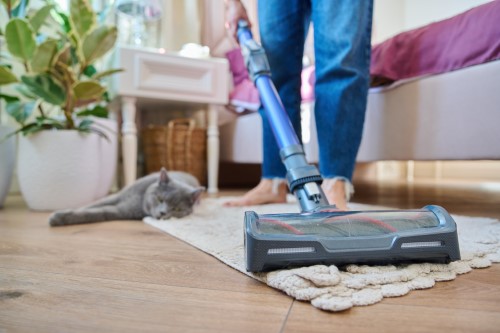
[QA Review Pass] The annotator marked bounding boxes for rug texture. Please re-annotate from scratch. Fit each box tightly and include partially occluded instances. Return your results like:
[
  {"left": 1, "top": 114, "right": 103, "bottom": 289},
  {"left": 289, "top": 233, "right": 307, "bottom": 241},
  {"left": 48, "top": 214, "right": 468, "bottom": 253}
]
[{"left": 144, "top": 197, "right": 500, "bottom": 312}]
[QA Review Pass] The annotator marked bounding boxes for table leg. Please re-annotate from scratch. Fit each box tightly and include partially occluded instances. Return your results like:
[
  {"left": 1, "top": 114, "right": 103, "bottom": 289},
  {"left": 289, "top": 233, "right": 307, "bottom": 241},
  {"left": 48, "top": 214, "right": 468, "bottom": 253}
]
[
  {"left": 207, "top": 104, "right": 219, "bottom": 194},
  {"left": 121, "top": 97, "right": 137, "bottom": 186}
]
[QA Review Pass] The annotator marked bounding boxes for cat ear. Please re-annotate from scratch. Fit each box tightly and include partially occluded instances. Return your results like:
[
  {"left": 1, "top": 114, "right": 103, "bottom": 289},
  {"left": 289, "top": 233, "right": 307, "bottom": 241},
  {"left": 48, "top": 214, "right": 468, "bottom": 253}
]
[
  {"left": 159, "top": 167, "right": 170, "bottom": 185},
  {"left": 191, "top": 187, "right": 205, "bottom": 203}
]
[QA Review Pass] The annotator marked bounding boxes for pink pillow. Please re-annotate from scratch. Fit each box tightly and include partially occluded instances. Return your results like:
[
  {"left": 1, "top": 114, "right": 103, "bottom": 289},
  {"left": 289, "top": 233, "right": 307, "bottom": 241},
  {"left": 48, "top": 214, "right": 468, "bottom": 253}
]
[{"left": 226, "top": 48, "right": 261, "bottom": 112}]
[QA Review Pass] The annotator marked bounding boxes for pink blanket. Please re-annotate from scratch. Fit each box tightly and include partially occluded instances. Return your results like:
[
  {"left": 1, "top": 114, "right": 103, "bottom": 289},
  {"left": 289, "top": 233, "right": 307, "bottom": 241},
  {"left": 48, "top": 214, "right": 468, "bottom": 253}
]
[
  {"left": 370, "top": 0, "right": 500, "bottom": 86},
  {"left": 226, "top": 1, "right": 500, "bottom": 108}
]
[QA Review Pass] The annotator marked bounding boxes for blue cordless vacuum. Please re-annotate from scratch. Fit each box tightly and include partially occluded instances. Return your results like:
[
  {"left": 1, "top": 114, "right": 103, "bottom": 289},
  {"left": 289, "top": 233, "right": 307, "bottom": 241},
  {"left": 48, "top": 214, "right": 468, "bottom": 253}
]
[{"left": 237, "top": 21, "right": 460, "bottom": 272}]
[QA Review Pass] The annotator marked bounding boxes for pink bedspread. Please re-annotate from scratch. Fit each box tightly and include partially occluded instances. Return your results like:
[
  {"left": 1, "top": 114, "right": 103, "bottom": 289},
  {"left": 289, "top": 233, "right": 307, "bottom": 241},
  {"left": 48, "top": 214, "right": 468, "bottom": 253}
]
[
  {"left": 226, "top": 1, "right": 500, "bottom": 108},
  {"left": 370, "top": 0, "right": 500, "bottom": 86}
]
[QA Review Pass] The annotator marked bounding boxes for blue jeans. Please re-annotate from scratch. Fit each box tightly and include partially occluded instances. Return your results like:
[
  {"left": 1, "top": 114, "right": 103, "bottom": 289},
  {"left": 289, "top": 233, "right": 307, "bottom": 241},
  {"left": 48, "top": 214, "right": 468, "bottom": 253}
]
[{"left": 257, "top": 0, "right": 373, "bottom": 180}]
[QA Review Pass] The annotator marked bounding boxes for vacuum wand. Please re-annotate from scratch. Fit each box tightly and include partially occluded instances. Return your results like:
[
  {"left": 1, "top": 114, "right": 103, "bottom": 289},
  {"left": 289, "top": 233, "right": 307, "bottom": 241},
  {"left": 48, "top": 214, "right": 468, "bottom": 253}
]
[
  {"left": 237, "top": 20, "right": 460, "bottom": 272},
  {"left": 237, "top": 20, "right": 329, "bottom": 212}
]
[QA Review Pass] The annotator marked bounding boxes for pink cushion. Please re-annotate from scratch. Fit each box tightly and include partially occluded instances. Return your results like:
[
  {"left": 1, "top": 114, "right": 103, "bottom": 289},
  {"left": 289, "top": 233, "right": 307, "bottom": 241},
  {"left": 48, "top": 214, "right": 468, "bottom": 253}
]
[
  {"left": 226, "top": 48, "right": 250, "bottom": 86},
  {"left": 226, "top": 48, "right": 260, "bottom": 112},
  {"left": 229, "top": 79, "right": 260, "bottom": 113}
]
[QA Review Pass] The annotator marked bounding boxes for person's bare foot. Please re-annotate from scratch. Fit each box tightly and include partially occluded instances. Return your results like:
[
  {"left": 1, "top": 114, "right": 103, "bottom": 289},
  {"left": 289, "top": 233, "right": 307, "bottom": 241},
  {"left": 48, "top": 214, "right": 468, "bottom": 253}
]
[
  {"left": 321, "top": 178, "right": 354, "bottom": 211},
  {"left": 224, "top": 178, "right": 288, "bottom": 207}
]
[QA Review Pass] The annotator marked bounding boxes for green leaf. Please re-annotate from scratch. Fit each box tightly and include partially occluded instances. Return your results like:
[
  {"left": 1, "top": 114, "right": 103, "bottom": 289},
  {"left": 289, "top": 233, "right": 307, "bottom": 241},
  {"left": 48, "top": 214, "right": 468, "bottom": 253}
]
[
  {"left": 51, "top": 10, "right": 71, "bottom": 34},
  {"left": 69, "top": 0, "right": 95, "bottom": 39},
  {"left": 5, "top": 18, "right": 36, "bottom": 61},
  {"left": 69, "top": 40, "right": 80, "bottom": 63},
  {"left": 35, "top": 116, "right": 65, "bottom": 129},
  {"left": 73, "top": 80, "right": 105, "bottom": 101},
  {"left": 21, "top": 74, "right": 66, "bottom": 105},
  {"left": 82, "top": 26, "right": 117, "bottom": 65},
  {"left": 53, "top": 43, "right": 71, "bottom": 66},
  {"left": 0, "top": 93, "right": 20, "bottom": 103},
  {"left": 1, "top": 0, "right": 21, "bottom": 11},
  {"left": 78, "top": 117, "right": 93, "bottom": 128},
  {"left": 15, "top": 83, "right": 37, "bottom": 99},
  {"left": 10, "top": 0, "right": 28, "bottom": 17},
  {"left": 6, "top": 100, "right": 36, "bottom": 124},
  {"left": 29, "top": 4, "right": 54, "bottom": 32},
  {"left": 76, "top": 105, "right": 108, "bottom": 118},
  {"left": 102, "top": 91, "right": 110, "bottom": 102},
  {"left": 31, "top": 39, "right": 58, "bottom": 73},
  {"left": 0, "top": 4, "right": 9, "bottom": 35},
  {"left": 0, "top": 66, "right": 18, "bottom": 85},
  {"left": 0, "top": 114, "right": 75, "bottom": 140},
  {"left": 83, "top": 64, "right": 96, "bottom": 77},
  {"left": 77, "top": 118, "right": 109, "bottom": 140},
  {"left": 92, "top": 68, "right": 123, "bottom": 80},
  {"left": 19, "top": 122, "right": 43, "bottom": 136},
  {"left": 14, "top": 116, "right": 65, "bottom": 137}
]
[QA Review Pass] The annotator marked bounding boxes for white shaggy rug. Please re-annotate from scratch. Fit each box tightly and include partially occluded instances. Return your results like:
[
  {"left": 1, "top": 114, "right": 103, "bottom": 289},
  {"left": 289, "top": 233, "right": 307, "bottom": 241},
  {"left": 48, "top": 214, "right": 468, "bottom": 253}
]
[{"left": 144, "top": 197, "right": 500, "bottom": 312}]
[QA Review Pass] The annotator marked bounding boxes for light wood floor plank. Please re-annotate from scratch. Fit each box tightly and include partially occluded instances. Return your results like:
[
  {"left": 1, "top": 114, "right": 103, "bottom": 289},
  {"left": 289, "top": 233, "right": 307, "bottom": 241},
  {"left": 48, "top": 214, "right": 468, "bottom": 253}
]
[
  {"left": 0, "top": 268, "right": 291, "bottom": 333},
  {"left": 1, "top": 180, "right": 499, "bottom": 332},
  {"left": 0, "top": 213, "right": 274, "bottom": 295}
]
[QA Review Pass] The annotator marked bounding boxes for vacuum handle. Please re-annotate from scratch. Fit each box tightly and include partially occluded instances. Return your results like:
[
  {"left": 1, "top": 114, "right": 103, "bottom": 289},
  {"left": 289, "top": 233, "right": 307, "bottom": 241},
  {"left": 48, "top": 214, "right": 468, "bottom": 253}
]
[
  {"left": 237, "top": 20, "right": 272, "bottom": 84},
  {"left": 236, "top": 19, "right": 329, "bottom": 211},
  {"left": 236, "top": 19, "right": 300, "bottom": 149},
  {"left": 237, "top": 19, "right": 253, "bottom": 43}
]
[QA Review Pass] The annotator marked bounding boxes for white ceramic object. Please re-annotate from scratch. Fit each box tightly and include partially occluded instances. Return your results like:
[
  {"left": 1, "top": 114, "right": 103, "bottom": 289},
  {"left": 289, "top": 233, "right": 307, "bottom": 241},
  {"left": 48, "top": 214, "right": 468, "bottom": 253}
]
[
  {"left": 178, "top": 43, "right": 210, "bottom": 58},
  {"left": 0, "top": 125, "right": 16, "bottom": 208},
  {"left": 92, "top": 118, "right": 118, "bottom": 199},
  {"left": 17, "top": 121, "right": 118, "bottom": 211}
]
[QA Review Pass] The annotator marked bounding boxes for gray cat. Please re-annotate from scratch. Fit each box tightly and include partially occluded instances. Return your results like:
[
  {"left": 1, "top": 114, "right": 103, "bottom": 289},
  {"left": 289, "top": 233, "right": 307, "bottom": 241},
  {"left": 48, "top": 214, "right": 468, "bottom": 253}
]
[{"left": 49, "top": 168, "right": 204, "bottom": 227}]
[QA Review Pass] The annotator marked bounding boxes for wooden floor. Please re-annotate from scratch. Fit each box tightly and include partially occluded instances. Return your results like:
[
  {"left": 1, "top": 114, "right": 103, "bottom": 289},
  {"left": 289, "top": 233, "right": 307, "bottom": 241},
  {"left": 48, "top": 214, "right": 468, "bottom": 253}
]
[{"left": 1, "top": 180, "right": 499, "bottom": 333}]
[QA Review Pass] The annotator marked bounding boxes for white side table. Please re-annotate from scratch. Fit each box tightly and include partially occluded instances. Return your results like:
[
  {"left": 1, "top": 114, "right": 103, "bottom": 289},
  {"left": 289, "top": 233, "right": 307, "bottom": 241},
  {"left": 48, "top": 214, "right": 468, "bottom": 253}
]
[{"left": 113, "top": 46, "right": 229, "bottom": 193}]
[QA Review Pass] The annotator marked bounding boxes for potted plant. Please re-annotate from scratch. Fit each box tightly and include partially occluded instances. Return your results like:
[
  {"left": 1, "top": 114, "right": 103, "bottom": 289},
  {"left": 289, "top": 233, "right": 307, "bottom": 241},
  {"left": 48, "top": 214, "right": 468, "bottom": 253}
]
[
  {"left": 0, "top": 0, "right": 122, "bottom": 210},
  {"left": 0, "top": 123, "right": 16, "bottom": 208},
  {"left": 0, "top": 35, "right": 16, "bottom": 208}
]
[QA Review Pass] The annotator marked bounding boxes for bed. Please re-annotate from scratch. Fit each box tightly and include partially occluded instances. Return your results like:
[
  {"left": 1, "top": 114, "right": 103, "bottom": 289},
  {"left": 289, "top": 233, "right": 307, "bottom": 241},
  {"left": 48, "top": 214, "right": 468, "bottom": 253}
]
[{"left": 219, "top": 1, "right": 500, "bottom": 164}]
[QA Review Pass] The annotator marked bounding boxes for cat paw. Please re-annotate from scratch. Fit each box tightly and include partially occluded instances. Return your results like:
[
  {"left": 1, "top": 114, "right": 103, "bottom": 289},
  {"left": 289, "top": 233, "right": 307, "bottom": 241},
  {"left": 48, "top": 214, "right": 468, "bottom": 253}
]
[{"left": 48, "top": 210, "right": 70, "bottom": 227}]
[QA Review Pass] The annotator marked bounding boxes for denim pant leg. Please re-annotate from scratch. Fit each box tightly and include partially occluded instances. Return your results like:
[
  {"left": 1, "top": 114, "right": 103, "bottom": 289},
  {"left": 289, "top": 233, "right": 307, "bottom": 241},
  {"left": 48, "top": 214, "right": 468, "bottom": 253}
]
[
  {"left": 312, "top": 0, "right": 373, "bottom": 180},
  {"left": 257, "top": 0, "right": 311, "bottom": 179}
]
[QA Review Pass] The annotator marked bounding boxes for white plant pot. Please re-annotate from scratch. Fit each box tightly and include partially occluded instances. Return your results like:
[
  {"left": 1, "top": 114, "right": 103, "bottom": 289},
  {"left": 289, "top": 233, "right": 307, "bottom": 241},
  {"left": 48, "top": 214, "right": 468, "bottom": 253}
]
[
  {"left": 0, "top": 125, "right": 16, "bottom": 208},
  {"left": 92, "top": 117, "right": 118, "bottom": 199},
  {"left": 17, "top": 120, "right": 118, "bottom": 211}
]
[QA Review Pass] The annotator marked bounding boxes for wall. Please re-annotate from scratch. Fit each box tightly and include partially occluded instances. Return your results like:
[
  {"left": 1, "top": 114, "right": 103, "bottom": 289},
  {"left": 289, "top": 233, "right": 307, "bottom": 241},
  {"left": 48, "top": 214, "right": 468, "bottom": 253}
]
[
  {"left": 161, "top": 0, "right": 202, "bottom": 51},
  {"left": 372, "top": 0, "right": 405, "bottom": 44},
  {"left": 373, "top": 0, "right": 493, "bottom": 43},
  {"left": 403, "top": 0, "right": 493, "bottom": 30}
]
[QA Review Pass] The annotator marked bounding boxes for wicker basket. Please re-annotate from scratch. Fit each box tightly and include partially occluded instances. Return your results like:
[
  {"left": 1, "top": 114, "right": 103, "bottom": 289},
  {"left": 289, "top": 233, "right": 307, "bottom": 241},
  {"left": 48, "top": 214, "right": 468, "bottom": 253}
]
[{"left": 142, "top": 118, "right": 207, "bottom": 185}]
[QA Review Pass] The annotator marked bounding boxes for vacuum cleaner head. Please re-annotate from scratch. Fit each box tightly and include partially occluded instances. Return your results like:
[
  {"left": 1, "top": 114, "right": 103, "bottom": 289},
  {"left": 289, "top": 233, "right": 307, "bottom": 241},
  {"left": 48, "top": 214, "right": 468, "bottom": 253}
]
[
  {"left": 244, "top": 205, "right": 460, "bottom": 272},
  {"left": 236, "top": 21, "right": 461, "bottom": 273}
]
